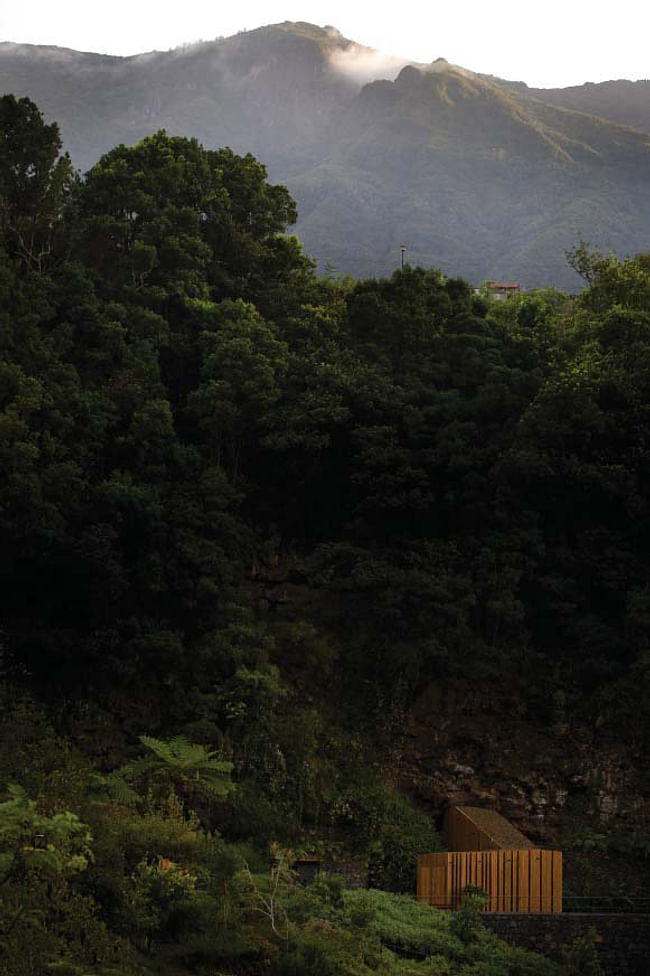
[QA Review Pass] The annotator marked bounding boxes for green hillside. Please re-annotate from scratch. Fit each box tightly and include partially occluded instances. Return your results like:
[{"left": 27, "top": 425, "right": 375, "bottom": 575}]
[
  {"left": 2, "top": 24, "right": 650, "bottom": 287},
  {"left": 522, "top": 78, "right": 650, "bottom": 134}
]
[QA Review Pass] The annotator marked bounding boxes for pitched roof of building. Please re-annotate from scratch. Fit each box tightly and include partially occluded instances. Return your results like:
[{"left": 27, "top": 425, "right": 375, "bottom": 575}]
[{"left": 455, "top": 806, "right": 533, "bottom": 849}]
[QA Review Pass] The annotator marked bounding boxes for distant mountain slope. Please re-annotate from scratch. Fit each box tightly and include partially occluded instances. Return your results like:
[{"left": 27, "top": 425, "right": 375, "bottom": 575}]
[
  {"left": 2, "top": 23, "right": 650, "bottom": 288},
  {"left": 293, "top": 63, "right": 650, "bottom": 287},
  {"left": 0, "top": 24, "right": 366, "bottom": 168},
  {"left": 522, "top": 79, "right": 650, "bottom": 134}
]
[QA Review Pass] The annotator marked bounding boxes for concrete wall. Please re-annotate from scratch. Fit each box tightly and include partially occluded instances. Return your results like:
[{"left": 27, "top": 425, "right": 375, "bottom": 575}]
[{"left": 482, "top": 913, "right": 650, "bottom": 976}]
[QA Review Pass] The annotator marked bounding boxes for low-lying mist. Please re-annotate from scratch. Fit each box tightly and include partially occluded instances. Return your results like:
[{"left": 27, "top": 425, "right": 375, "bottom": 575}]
[{"left": 328, "top": 44, "right": 411, "bottom": 84}]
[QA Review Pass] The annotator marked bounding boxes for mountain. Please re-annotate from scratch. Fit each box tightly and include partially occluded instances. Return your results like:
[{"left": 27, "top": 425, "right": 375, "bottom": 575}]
[
  {"left": 0, "top": 24, "right": 372, "bottom": 169},
  {"left": 291, "top": 64, "right": 650, "bottom": 287},
  {"left": 2, "top": 22, "right": 650, "bottom": 288},
  {"left": 501, "top": 76, "right": 650, "bottom": 134}
]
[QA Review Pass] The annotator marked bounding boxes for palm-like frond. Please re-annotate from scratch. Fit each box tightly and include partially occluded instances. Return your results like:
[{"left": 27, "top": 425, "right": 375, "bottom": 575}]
[
  {"left": 118, "top": 735, "right": 234, "bottom": 797},
  {"left": 87, "top": 771, "right": 139, "bottom": 806},
  {"left": 139, "top": 735, "right": 233, "bottom": 776}
]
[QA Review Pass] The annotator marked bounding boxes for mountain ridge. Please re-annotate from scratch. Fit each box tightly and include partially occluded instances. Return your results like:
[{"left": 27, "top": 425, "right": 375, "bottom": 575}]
[{"left": 2, "top": 22, "right": 650, "bottom": 287}]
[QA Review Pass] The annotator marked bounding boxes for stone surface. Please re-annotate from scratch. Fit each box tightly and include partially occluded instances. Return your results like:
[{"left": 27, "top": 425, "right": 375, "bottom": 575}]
[
  {"left": 482, "top": 913, "right": 650, "bottom": 976},
  {"left": 399, "top": 681, "right": 650, "bottom": 842},
  {"left": 322, "top": 858, "right": 368, "bottom": 889}
]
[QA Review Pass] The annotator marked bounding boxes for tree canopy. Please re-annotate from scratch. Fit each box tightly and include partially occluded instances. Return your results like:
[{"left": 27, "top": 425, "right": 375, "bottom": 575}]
[{"left": 0, "top": 94, "right": 648, "bottom": 976}]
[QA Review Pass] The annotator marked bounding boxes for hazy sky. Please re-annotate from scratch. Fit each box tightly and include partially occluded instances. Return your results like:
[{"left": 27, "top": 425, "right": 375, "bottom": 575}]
[{"left": 0, "top": 0, "right": 648, "bottom": 89}]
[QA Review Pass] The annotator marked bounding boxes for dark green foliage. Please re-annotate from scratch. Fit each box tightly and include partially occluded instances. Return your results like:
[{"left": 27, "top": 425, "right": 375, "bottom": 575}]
[
  {"left": 564, "top": 927, "right": 605, "bottom": 976},
  {"left": 337, "top": 780, "right": 442, "bottom": 892},
  {"left": 278, "top": 887, "right": 563, "bottom": 976},
  {"left": 0, "top": 97, "right": 648, "bottom": 976},
  {"left": 0, "top": 95, "right": 75, "bottom": 271},
  {"left": 0, "top": 781, "right": 132, "bottom": 976},
  {"left": 449, "top": 887, "right": 490, "bottom": 944},
  {"left": 0, "top": 123, "right": 299, "bottom": 712}
]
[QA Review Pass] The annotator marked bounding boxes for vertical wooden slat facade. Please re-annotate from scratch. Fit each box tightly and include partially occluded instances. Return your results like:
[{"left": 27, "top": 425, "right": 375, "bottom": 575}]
[
  {"left": 417, "top": 849, "right": 562, "bottom": 913},
  {"left": 551, "top": 850, "right": 562, "bottom": 913}
]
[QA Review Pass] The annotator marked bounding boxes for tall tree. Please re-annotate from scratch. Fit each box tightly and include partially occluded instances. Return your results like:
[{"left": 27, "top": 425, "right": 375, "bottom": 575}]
[{"left": 0, "top": 95, "right": 75, "bottom": 271}]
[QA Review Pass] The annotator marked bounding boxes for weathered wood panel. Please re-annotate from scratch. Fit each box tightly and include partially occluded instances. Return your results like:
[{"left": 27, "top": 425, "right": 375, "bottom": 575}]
[
  {"left": 551, "top": 850, "right": 562, "bottom": 914},
  {"left": 518, "top": 849, "right": 529, "bottom": 913},
  {"left": 443, "top": 806, "right": 534, "bottom": 852},
  {"left": 417, "top": 849, "right": 562, "bottom": 913}
]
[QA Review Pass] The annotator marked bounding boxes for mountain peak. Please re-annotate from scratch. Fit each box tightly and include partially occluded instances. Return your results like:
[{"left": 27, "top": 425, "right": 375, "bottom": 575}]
[{"left": 3, "top": 22, "right": 650, "bottom": 288}]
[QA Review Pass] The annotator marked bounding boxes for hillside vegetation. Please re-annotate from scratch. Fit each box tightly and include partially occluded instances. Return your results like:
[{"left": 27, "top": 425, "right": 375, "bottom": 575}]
[
  {"left": 1, "top": 94, "right": 649, "bottom": 975},
  {"left": 3, "top": 23, "right": 650, "bottom": 287}
]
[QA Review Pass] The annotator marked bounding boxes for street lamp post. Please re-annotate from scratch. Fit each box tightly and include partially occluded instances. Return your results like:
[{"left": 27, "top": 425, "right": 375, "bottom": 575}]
[{"left": 400, "top": 242, "right": 408, "bottom": 270}]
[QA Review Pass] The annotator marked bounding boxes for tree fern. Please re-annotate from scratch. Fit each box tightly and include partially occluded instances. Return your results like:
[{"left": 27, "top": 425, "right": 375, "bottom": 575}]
[
  {"left": 120, "top": 736, "right": 234, "bottom": 798},
  {"left": 87, "top": 771, "right": 140, "bottom": 807}
]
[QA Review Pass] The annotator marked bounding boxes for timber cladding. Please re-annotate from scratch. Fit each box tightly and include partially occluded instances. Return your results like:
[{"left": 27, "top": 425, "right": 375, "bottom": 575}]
[
  {"left": 419, "top": 806, "right": 563, "bottom": 913},
  {"left": 442, "top": 805, "right": 534, "bottom": 852},
  {"left": 417, "top": 849, "right": 563, "bottom": 913}
]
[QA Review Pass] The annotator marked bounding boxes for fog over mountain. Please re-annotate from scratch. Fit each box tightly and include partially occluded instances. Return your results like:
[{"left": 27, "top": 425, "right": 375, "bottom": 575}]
[{"left": 2, "top": 21, "right": 650, "bottom": 288}]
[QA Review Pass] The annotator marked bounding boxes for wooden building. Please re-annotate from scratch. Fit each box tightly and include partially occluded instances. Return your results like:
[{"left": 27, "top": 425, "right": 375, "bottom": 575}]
[
  {"left": 417, "top": 806, "right": 562, "bottom": 913},
  {"left": 442, "top": 806, "right": 534, "bottom": 852}
]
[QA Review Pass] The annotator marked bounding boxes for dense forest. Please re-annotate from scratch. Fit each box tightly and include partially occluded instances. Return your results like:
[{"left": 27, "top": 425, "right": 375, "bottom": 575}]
[{"left": 1, "top": 94, "right": 649, "bottom": 975}]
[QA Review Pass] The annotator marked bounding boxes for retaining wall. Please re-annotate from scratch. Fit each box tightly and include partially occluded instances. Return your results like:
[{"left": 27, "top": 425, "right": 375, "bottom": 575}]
[{"left": 482, "top": 913, "right": 650, "bottom": 976}]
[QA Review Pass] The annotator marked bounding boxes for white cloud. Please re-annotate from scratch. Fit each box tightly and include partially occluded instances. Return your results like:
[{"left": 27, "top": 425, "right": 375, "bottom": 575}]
[{"left": 328, "top": 45, "right": 410, "bottom": 85}]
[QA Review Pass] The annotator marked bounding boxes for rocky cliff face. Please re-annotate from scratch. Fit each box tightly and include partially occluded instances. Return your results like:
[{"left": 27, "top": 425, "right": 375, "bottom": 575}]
[
  {"left": 251, "top": 559, "right": 649, "bottom": 849},
  {"left": 400, "top": 681, "right": 649, "bottom": 842}
]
